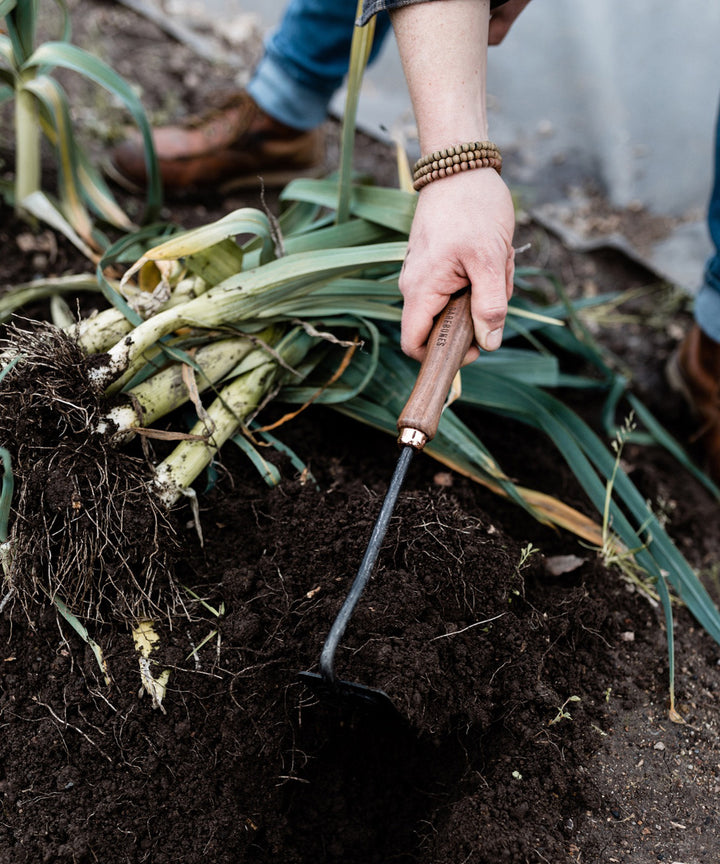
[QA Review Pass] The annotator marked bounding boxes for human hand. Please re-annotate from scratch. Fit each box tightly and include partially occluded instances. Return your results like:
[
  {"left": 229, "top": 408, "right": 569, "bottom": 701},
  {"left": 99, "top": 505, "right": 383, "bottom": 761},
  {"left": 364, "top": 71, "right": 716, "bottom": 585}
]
[
  {"left": 489, "top": 0, "right": 532, "bottom": 45},
  {"left": 399, "top": 167, "right": 515, "bottom": 363}
]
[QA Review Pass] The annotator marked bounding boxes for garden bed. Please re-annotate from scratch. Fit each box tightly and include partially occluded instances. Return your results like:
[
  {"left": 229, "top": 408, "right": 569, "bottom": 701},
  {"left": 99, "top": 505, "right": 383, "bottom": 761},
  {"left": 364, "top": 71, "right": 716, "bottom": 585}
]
[{"left": 1, "top": 2, "right": 720, "bottom": 862}]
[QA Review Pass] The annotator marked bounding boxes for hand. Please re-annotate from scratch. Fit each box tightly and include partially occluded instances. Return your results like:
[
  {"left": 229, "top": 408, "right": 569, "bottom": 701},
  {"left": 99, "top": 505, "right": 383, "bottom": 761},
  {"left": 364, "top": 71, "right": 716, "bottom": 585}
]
[
  {"left": 399, "top": 167, "right": 515, "bottom": 363},
  {"left": 489, "top": 0, "right": 533, "bottom": 45}
]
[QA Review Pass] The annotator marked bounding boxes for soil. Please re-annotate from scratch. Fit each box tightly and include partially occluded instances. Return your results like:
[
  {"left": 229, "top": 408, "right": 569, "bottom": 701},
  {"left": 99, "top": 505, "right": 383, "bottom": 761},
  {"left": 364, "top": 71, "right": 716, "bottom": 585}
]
[{"left": 1, "top": 2, "right": 720, "bottom": 863}]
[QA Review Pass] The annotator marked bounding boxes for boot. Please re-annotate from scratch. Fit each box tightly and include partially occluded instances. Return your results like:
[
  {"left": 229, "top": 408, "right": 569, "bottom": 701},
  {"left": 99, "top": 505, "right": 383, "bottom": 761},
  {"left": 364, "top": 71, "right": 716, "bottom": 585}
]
[
  {"left": 107, "top": 90, "right": 325, "bottom": 195},
  {"left": 666, "top": 324, "right": 720, "bottom": 483}
]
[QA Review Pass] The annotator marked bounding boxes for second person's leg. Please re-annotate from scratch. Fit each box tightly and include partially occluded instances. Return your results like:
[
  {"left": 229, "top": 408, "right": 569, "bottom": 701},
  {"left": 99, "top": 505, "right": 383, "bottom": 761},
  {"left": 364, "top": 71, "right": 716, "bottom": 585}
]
[{"left": 110, "top": 0, "right": 392, "bottom": 192}]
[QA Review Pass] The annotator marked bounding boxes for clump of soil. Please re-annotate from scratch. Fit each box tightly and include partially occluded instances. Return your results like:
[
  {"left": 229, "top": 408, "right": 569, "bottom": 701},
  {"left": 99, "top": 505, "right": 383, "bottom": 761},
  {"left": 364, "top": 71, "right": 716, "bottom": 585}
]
[{"left": 0, "top": 322, "right": 178, "bottom": 621}]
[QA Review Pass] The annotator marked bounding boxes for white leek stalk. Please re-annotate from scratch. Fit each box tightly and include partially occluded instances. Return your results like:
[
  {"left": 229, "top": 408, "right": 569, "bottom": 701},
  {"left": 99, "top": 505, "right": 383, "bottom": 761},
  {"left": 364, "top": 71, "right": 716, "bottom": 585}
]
[
  {"left": 97, "top": 335, "right": 269, "bottom": 438},
  {"left": 72, "top": 307, "right": 135, "bottom": 354},
  {"left": 152, "top": 329, "right": 316, "bottom": 507},
  {"left": 152, "top": 353, "right": 280, "bottom": 507},
  {"left": 14, "top": 71, "right": 41, "bottom": 216}
]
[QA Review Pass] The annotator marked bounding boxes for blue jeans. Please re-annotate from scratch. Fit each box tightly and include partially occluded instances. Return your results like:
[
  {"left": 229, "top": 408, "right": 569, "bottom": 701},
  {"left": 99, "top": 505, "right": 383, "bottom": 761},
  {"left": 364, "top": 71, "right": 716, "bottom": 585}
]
[
  {"left": 696, "top": 96, "right": 720, "bottom": 342},
  {"left": 247, "top": 0, "right": 392, "bottom": 131}
]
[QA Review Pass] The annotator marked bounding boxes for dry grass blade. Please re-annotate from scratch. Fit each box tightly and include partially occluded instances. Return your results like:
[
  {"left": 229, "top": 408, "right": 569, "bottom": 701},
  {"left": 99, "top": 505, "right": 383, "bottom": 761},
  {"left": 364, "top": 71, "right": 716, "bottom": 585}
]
[{"left": 255, "top": 337, "right": 360, "bottom": 433}]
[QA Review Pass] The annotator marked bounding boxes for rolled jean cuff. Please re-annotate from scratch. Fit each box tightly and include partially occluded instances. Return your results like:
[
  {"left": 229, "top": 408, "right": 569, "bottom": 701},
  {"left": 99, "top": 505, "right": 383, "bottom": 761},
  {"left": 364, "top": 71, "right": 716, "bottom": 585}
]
[
  {"left": 695, "top": 259, "right": 720, "bottom": 343},
  {"left": 247, "top": 54, "right": 332, "bottom": 131}
]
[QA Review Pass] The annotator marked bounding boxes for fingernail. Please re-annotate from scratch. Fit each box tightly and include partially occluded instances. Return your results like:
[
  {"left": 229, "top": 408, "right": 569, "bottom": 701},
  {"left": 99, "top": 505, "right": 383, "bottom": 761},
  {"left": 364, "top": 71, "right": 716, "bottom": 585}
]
[{"left": 484, "top": 328, "right": 503, "bottom": 351}]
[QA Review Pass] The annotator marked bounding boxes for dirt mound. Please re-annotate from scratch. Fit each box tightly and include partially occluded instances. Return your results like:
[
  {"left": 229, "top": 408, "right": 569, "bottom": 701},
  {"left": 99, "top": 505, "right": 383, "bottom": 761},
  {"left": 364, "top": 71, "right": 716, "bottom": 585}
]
[{"left": 0, "top": 416, "right": 662, "bottom": 864}]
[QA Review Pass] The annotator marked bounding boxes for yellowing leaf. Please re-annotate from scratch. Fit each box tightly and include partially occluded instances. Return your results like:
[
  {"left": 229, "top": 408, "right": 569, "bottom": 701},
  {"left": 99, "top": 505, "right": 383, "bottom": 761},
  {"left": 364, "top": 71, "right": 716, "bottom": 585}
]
[
  {"left": 446, "top": 370, "right": 463, "bottom": 409},
  {"left": 133, "top": 620, "right": 170, "bottom": 711},
  {"left": 138, "top": 657, "right": 170, "bottom": 712},
  {"left": 132, "top": 618, "right": 160, "bottom": 658},
  {"left": 138, "top": 260, "right": 162, "bottom": 294}
]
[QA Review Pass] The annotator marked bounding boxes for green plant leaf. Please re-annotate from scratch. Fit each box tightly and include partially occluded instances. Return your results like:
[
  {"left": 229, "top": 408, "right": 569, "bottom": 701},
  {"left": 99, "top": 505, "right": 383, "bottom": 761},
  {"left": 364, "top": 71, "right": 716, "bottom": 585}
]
[
  {"left": 281, "top": 178, "right": 417, "bottom": 235},
  {"left": 25, "top": 40, "right": 161, "bottom": 221},
  {"left": 0, "top": 0, "right": 18, "bottom": 20},
  {"left": 250, "top": 422, "right": 317, "bottom": 487},
  {"left": 36, "top": 94, "right": 135, "bottom": 231},
  {"left": 0, "top": 274, "right": 99, "bottom": 322},
  {"left": 0, "top": 34, "right": 15, "bottom": 68},
  {"left": 54, "top": 597, "right": 111, "bottom": 686},
  {"left": 337, "top": 0, "right": 376, "bottom": 223},
  {"left": 230, "top": 433, "right": 281, "bottom": 487},
  {"left": 458, "top": 368, "right": 720, "bottom": 644},
  {"left": 626, "top": 393, "right": 720, "bottom": 499},
  {"left": 5, "top": 0, "right": 36, "bottom": 64},
  {"left": 20, "top": 190, "right": 97, "bottom": 259},
  {"left": 119, "top": 207, "right": 275, "bottom": 283},
  {"left": 24, "top": 73, "right": 96, "bottom": 244},
  {"left": 0, "top": 446, "right": 14, "bottom": 544},
  {"left": 96, "top": 223, "right": 181, "bottom": 326}
]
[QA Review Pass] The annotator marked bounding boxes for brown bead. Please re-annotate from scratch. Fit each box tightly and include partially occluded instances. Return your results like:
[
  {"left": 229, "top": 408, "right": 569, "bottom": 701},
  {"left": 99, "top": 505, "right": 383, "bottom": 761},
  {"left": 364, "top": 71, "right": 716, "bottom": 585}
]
[{"left": 412, "top": 140, "right": 502, "bottom": 190}]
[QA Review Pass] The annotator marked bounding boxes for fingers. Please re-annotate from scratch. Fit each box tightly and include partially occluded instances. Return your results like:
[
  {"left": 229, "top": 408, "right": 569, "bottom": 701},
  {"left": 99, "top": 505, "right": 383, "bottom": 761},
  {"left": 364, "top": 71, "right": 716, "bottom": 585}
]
[
  {"left": 399, "top": 169, "right": 515, "bottom": 362},
  {"left": 399, "top": 277, "right": 449, "bottom": 361},
  {"left": 400, "top": 286, "right": 482, "bottom": 366},
  {"left": 469, "top": 246, "right": 512, "bottom": 351},
  {"left": 489, "top": 0, "right": 532, "bottom": 45},
  {"left": 477, "top": 243, "right": 516, "bottom": 351}
]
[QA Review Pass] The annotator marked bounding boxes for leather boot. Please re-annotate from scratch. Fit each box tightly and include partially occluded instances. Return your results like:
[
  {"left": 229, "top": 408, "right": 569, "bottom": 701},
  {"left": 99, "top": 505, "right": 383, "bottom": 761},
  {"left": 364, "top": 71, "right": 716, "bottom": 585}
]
[
  {"left": 666, "top": 323, "right": 720, "bottom": 482},
  {"left": 107, "top": 90, "right": 325, "bottom": 194}
]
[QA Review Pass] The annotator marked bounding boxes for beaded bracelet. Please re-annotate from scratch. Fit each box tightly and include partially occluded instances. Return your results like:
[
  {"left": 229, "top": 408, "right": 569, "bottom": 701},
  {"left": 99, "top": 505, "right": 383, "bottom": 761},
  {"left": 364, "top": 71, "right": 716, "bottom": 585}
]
[{"left": 412, "top": 141, "right": 502, "bottom": 191}]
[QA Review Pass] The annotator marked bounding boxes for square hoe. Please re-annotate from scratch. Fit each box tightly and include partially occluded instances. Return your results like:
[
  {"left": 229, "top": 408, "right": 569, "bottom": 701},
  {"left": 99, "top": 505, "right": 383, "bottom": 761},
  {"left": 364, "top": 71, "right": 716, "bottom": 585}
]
[{"left": 299, "top": 287, "right": 475, "bottom": 720}]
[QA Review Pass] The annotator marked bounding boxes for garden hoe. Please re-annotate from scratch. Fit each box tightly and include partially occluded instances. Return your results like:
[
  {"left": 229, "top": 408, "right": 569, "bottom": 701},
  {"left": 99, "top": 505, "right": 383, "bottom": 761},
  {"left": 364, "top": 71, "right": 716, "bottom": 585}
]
[{"left": 299, "top": 287, "right": 475, "bottom": 719}]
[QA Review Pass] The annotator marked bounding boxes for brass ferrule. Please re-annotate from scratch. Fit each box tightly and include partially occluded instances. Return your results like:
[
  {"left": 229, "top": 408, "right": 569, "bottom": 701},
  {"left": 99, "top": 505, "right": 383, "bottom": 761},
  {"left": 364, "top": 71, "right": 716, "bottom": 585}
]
[{"left": 397, "top": 427, "right": 428, "bottom": 451}]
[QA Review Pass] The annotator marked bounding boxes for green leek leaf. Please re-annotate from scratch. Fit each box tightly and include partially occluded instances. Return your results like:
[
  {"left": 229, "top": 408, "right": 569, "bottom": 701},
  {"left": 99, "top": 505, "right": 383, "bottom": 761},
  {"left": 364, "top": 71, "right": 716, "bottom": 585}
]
[
  {"left": 230, "top": 433, "right": 281, "bottom": 487},
  {"left": 26, "top": 40, "right": 161, "bottom": 221},
  {"left": 0, "top": 446, "right": 14, "bottom": 544}
]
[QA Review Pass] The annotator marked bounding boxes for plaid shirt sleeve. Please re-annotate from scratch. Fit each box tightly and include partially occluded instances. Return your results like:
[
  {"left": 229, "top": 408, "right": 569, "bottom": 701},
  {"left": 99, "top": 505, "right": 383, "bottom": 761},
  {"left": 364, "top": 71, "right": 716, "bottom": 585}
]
[{"left": 358, "top": 0, "right": 510, "bottom": 27}]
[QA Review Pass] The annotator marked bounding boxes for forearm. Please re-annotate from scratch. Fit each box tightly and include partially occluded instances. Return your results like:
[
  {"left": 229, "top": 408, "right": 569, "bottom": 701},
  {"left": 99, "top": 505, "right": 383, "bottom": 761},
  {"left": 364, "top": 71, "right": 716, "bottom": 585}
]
[
  {"left": 386, "top": 0, "right": 515, "bottom": 362},
  {"left": 390, "top": 0, "right": 491, "bottom": 153}
]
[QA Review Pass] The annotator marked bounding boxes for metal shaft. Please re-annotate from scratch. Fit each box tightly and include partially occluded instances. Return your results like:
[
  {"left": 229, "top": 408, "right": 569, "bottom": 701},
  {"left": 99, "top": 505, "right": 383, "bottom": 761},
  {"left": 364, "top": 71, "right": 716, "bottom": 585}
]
[{"left": 318, "top": 445, "right": 415, "bottom": 686}]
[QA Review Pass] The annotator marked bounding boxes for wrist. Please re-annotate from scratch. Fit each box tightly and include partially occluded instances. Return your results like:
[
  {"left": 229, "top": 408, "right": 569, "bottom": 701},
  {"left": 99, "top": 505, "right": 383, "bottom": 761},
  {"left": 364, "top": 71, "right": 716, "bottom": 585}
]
[
  {"left": 412, "top": 140, "right": 502, "bottom": 191},
  {"left": 415, "top": 100, "right": 488, "bottom": 154},
  {"left": 417, "top": 114, "right": 488, "bottom": 155}
]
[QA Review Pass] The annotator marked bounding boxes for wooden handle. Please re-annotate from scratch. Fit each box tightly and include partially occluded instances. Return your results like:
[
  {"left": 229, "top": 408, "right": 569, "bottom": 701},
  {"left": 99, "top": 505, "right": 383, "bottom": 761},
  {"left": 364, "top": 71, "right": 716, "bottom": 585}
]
[{"left": 397, "top": 288, "right": 474, "bottom": 447}]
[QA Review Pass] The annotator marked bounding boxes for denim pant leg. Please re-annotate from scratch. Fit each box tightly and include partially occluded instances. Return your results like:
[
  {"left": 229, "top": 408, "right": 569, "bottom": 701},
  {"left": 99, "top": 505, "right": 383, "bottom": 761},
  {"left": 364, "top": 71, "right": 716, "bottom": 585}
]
[
  {"left": 696, "top": 95, "right": 720, "bottom": 342},
  {"left": 247, "top": 0, "right": 392, "bottom": 130}
]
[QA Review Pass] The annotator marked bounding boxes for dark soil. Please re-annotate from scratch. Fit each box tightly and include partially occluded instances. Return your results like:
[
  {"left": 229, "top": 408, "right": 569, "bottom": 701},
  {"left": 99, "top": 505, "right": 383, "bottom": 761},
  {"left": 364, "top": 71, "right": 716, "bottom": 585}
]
[{"left": 1, "top": 2, "right": 720, "bottom": 863}]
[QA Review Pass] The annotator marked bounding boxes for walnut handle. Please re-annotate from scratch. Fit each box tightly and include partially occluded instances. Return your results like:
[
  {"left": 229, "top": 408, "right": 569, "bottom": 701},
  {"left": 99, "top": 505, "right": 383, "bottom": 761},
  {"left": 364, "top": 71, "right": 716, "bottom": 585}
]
[{"left": 397, "top": 287, "right": 474, "bottom": 450}]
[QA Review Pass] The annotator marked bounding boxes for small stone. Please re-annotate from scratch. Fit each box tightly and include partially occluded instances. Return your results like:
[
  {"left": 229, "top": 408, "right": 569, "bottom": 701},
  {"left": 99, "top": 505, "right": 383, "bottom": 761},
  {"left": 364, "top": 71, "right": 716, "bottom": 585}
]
[{"left": 545, "top": 554, "right": 585, "bottom": 576}]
